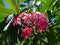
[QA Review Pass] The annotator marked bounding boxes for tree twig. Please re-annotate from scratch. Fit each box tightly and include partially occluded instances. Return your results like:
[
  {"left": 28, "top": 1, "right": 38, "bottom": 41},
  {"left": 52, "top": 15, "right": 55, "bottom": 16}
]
[
  {"left": 33, "top": 33, "right": 49, "bottom": 45},
  {"left": 49, "top": 22, "right": 60, "bottom": 29}
]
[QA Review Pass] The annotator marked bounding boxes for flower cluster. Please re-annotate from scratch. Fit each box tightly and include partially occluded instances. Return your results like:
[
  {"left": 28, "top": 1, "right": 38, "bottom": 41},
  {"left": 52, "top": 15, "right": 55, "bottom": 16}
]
[{"left": 12, "top": 12, "right": 48, "bottom": 39}]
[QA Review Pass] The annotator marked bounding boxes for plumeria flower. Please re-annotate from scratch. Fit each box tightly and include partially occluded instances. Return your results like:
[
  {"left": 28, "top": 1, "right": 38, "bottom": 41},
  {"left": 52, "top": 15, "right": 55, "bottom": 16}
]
[
  {"left": 30, "top": 12, "right": 41, "bottom": 21},
  {"left": 12, "top": 16, "right": 22, "bottom": 26},
  {"left": 23, "top": 15, "right": 31, "bottom": 25},
  {"left": 19, "top": 12, "right": 28, "bottom": 18},
  {"left": 20, "top": 27, "right": 33, "bottom": 40},
  {"left": 35, "top": 14, "right": 48, "bottom": 32},
  {"left": 12, "top": 12, "right": 27, "bottom": 26}
]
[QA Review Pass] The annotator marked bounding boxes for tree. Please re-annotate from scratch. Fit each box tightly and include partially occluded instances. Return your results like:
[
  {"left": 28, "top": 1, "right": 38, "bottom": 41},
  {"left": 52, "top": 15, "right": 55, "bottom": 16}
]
[{"left": 0, "top": 0, "right": 60, "bottom": 45}]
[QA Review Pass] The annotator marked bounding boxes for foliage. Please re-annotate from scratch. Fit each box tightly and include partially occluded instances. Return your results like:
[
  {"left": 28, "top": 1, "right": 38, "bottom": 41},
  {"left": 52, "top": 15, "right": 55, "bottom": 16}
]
[{"left": 0, "top": 0, "right": 60, "bottom": 45}]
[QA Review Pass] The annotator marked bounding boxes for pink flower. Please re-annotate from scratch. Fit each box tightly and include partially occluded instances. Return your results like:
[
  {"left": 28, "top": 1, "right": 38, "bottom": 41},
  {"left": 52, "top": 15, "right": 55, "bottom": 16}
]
[
  {"left": 19, "top": 12, "right": 28, "bottom": 18},
  {"left": 35, "top": 14, "right": 48, "bottom": 32},
  {"left": 23, "top": 15, "right": 31, "bottom": 25},
  {"left": 12, "top": 12, "right": 27, "bottom": 26},
  {"left": 30, "top": 12, "right": 41, "bottom": 21},
  {"left": 20, "top": 27, "right": 33, "bottom": 40},
  {"left": 12, "top": 16, "right": 22, "bottom": 26}
]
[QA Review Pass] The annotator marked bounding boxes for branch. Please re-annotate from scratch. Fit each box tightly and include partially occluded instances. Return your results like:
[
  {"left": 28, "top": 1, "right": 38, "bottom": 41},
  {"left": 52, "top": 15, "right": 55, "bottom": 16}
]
[
  {"left": 49, "top": 22, "right": 60, "bottom": 29},
  {"left": 34, "top": 33, "right": 49, "bottom": 45},
  {"left": 40, "top": 38, "right": 49, "bottom": 45}
]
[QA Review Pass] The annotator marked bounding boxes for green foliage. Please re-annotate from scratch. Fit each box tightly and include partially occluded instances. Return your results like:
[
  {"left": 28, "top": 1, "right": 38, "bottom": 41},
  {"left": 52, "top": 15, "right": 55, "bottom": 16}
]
[
  {"left": 6, "top": 0, "right": 17, "bottom": 11},
  {"left": 0, "top": 0, "right": 60, "bottom": 45}
]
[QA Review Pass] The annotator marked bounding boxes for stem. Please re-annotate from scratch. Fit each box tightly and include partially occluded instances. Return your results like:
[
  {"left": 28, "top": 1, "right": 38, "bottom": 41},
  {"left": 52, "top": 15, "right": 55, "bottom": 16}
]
[
  {"left": 40, "top": 38, "right": 49, "bottom": 45},
  {"left": 16, "top": 0, "right": 20, "bottom": 14},
  {"left": 14, "top": 7, "right": 19, "bottom": 15},
  {"left": 49, "top": 22, "right": 60, "bottom": 29},
  {"left": 33, "top": 33, "right": 49, "bottom": 45},
  {"left": 21, "top": 40, "right": 25, "bottom": 45}
]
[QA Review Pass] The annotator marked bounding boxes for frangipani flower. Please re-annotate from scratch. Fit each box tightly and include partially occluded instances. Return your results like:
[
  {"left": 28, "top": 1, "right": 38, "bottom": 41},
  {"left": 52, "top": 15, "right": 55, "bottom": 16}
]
[
  {"left": 12, "top": 16, "right": 22, "bottom": 26},
  {"left": 20, "top": 27, "right": 33, "bottom": 40},
  {"left": 12, "top": 12, "right": 27, "bottom": 26},
  {"left": 35, "top": 13, "right": 48, "bottom": 32}
]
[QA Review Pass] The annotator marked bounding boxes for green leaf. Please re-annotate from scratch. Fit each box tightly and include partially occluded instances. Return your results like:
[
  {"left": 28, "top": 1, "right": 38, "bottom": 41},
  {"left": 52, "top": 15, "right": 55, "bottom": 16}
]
[
  {"left": 46, "top": 30, "right": 56, "bottom": 45},
  {"left": 56, "top": 11, "right": 60, "bottom": 15},
  {"left": 6, "top": 0, "right": 17, "bottom": 11},
  {"left": 0, "top": 14, "right": 8, "bottom": 23},
  {"left": 0, "top": 6, "right": 12, "bottom": 14},
  {"left": 0, "top": 6, "right": 13, "bottom": 22},
  {"left": 3, "top": 17, "right": 14, "bottom": 31},
  {"left": 9, "top": 25, "right": 18, "bottom": 45},
  {"left": 39, "top": 0, "right": 56, "bottom": 13},
  {"left": 6, "top": 14, "right": 13, "bottom": 23},
  {"left": 35, "top": 0, "right": 44, "bottom": 3},
  {"left": 0, "top": 0, "right": 4, "bottom": 6},
  {"left": 0, "top": 17, "right": 7, "bottom": 34},
  {"left": 55, "top": 15, "right": 60, "bottom": 22},
  {"left": 20, "top": 0, "right": 26, "bottom": 2},
  {"left": 53, "top": 6, "right": 58, "bottom": 13}
]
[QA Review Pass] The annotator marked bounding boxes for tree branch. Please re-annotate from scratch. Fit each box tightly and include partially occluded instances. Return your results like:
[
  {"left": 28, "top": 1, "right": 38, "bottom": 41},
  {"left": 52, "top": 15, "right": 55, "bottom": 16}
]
[
  {"left": 34, "top": 33, "right": 49, "bottom": 45},
  {"left": 49, "top": 22, "right": 60, "bottom": 29}
]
